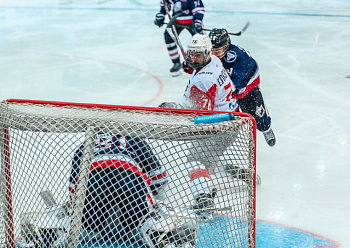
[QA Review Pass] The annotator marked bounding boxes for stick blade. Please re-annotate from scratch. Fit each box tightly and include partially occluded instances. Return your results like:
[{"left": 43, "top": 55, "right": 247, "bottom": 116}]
[{"left": 242, "top": 21, "right": 250, "bottom": 33}]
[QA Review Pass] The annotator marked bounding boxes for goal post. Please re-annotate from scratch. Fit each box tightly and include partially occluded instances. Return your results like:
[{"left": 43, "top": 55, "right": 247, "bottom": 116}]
[{"left": 0, "top": 99, "right": 256, "bottom": 248}]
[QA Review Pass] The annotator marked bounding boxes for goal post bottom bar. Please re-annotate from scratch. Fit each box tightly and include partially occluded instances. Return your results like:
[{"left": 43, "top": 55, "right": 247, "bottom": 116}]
[{"left": 0, "top": 99, "right": 256, "bottom": 248}]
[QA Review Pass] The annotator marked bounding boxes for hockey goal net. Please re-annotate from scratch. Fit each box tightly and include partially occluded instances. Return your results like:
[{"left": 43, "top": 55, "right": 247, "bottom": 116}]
[{"left": 0, "top": 99, "right": 256, "bottom": 248}]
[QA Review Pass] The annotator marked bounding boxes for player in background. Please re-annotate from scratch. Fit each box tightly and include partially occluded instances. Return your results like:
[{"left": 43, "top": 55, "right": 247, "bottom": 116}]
[
  {"left": 154, "top": 0, "right": 205, "bottom": 76},
  {"left": 208, "top": 28, "right": 276, "bottom": 147},
  {"left": 69, "top": 134, "right": 197, "bottom": 247}
]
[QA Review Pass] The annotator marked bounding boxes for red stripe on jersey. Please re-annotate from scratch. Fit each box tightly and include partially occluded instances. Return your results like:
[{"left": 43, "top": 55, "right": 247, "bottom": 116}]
[
  {"left": 176, "top": 20, "right": 193, "bottom": 25},
  {"left": 189, "top": 168, "right": 210, "bottom": 181},
  {"left": 193, "top": 9, "right": 205, "bottom": 14},
  {"left": 90, "top": 160, "right": 151, "bottom": 185},
  {"left": 151, "top": 171, "right": 167, "bottom": 180},
  {"left": 233, "top": 76, "right": 260, "bottom": 99},
  {"left": 176, "top": 19, "right": 193, "bottom": 25},
  {"left": 189, "top": 84, "right": 216, "bottom": 110},
  {"left": 224, "top": 82, "right": 231, "bottom": 90},
  {"left": 226, "top": 89, "right": 233, "bottom": 102}
]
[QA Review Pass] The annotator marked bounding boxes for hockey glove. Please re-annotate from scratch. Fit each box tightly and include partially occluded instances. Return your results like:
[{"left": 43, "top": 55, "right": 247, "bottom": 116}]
[
  {"left": 182, "top": 61, "right": 194, "bottom": 74},
  {"left": 192, "top": 19, "right": 203, "bottom": 34},
  {"left": 154, "top": 13, "right": 165, "bottom": 27}
]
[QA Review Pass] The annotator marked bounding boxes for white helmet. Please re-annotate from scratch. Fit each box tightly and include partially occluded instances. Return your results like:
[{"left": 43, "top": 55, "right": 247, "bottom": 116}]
[{"left": 186, "top": 34, "right": 212, "bottom": 71}]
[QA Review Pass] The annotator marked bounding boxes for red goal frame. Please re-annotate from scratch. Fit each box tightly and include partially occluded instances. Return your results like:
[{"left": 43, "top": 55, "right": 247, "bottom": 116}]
[{"left": 2, "top": 98, "right": 257, "bottom": 248}]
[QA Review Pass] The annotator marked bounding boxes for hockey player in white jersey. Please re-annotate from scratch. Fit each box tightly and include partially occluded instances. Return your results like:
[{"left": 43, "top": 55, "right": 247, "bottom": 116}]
[
  {"left": 181, "top": 34, "right": 248, "bottom": 216},
  {"left": 182, "top": 34, "right": 238, "bottom": 112}
]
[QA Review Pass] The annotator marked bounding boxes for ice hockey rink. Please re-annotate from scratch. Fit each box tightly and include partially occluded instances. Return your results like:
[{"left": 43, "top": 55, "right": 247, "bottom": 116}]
[{"left": 0, "top": 0, "right": 350, "bottom": 247}]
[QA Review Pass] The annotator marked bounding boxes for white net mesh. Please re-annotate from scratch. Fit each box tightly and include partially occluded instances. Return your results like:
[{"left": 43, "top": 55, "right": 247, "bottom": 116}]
[{"left": 0, "top": 100, "right": 256, "bottom": 248}]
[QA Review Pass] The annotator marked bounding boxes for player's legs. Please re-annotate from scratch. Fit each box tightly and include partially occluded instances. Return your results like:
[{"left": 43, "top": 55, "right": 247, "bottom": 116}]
[
  {"left": 237, "top": 86, "right": 276, "bottom": 146},
  {"left": 164, "top": 25, "right": 185, "bottom": 76},
  {"left": 186, "top": 161, "right": 213, "bottom": 205},
  {"left": 185, "top": 133, "right": 237, "bottom": 213}
]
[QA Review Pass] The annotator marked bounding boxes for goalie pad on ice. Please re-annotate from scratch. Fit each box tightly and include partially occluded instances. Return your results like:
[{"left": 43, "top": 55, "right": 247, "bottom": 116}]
[{"left": 18, "top": 207, "right": 70, "bottom": 248}]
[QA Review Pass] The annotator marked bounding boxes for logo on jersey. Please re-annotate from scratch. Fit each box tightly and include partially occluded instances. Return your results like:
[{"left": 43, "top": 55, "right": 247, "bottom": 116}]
[
  {"left": 256, "top": 105, "right": 265, "bottom": 118},
  {"left": 199, "top": 71, "right": 213, "bottom": 75},
  {"left": 229, "top": 100, "right": 238, "bottom": 111},
  {"left": 94, "top": 134, "right": 128, "bottom": 152},
  {"left": 225, "top": 50, "right": 237, "bottom": 63}
]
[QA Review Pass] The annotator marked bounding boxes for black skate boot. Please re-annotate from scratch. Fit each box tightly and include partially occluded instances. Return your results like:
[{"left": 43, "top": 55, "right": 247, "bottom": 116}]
[
  {"left": 191, "top": 189, "right": 217, "bottom": 221},
  {"left": 225, "top": 164, "right": 261, "bottom": 185},
  {"left": 263, "top": 128, "right": 276, "bottom": 147},
  {"left": 170, "top": 62, "right": 182, "bottom": 77},
  {"left": 192, "top": 188, "right": 217, "bottom": 210},
  {"left": 225, "top": 165, "right": 249, "bottom": 182}
]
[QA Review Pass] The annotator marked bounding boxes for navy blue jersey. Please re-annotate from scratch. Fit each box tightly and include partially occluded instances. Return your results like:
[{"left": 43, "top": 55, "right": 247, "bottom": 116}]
[
  {"left": 222, "top": 44, "right": 259, "bottom": 91},
  {"left": 159, "top": 0, "right": 205, "bottom": 24},
  {"left": 69, "top": 134, "right": 166, "bottom": 198}
]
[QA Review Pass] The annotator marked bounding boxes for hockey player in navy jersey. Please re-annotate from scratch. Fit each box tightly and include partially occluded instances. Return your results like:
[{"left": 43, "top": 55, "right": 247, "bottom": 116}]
[
  {"left": 69, "top": 133, "right": 197, "bottom": 247},
  {"left": 208, "top": 28, "right": 276, "bottom": 146},
  {"left": 154, "top": 0, "right": 205, "bottom": 76}
]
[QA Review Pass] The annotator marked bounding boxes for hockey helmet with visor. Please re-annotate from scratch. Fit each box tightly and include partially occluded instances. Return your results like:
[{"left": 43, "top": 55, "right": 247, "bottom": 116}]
[{"left": 209, "top": 28, "right": 231, "bottom": 59}]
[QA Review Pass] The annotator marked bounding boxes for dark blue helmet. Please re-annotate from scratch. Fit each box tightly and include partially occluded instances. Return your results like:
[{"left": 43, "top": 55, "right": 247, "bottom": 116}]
[{"left": 208, "top": 28, "right": 231, "bottom": 49}]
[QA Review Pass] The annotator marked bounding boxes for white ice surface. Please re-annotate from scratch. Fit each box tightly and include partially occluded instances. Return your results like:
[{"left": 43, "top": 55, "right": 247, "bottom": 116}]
[{"left": 0, "top": 0, "right": 350, "bottom": 246}]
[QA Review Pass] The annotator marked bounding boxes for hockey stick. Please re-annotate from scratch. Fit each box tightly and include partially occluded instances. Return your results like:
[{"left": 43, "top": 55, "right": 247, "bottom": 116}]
[
  {"left": 181, "top": 206, "right": 232, "bottom": 212},
  {"left": 164, "top": 5, "right": 187, "bottom": 60},
  {"left": 164, "top": 21, "right": 250, "bottom": 36}
]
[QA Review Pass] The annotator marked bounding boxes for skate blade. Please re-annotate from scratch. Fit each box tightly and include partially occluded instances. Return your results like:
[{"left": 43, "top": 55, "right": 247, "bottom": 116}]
[{"left": 171, "top": 70, "right": 182, "bottom": 77}]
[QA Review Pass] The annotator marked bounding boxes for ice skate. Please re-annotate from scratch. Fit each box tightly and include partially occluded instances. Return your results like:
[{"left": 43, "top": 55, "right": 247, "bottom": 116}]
[
  {"left": 189, "top": 189, "right": 217, "bottom": 221},
  {"left": 225, "top": 164, "right": 262, "bottom": 185},
  {"left": 139, "top": 202, "right": 197, "bottom": 248},
  {"left": 263, "top": 128, "right": 276, "bottom": 147},
  {"left": 170, "top": 62, "right": 182, "bottom": 77},
  {"left": 224, "top": 164, "right": 249, "bottom": 182},
  {"left": 191, "top": 194, "right": 215, "bottom": 210}
]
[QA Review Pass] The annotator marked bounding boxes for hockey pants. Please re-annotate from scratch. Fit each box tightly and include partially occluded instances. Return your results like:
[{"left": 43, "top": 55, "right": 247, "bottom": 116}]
[{"left": 237, "top": 86, "right": 271, "bottom": 132}]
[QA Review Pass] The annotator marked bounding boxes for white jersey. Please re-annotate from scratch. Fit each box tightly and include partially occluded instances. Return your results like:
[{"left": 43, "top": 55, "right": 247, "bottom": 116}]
[{"left": 182, "top": 55, "right": 238, "bottom": 111}]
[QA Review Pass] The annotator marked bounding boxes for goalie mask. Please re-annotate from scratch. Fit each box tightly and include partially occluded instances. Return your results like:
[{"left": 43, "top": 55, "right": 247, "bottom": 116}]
[
  {"left": 208, "top": 28, "right": 231, "bottom": 59},
  {"left": 186, "top": 34, "right": 212, "bottom": 71}
]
